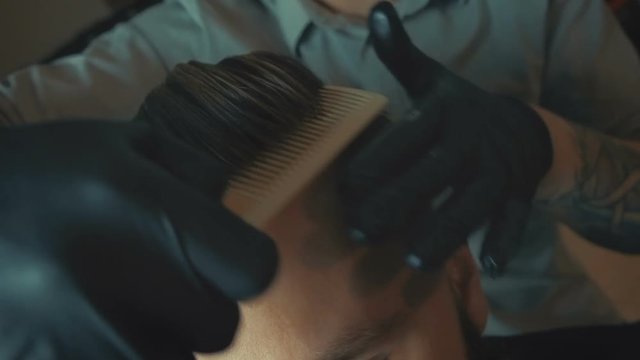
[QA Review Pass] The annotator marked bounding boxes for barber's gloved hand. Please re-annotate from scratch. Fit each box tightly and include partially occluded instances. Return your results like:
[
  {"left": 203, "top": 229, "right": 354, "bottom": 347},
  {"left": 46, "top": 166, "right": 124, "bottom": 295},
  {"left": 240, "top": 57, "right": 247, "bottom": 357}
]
[
  {"left": 0, "top": 121, "right": 277, "bottom": 359},
  {"left": 343, "top": 2, "right": 552, "bottom": 276}
]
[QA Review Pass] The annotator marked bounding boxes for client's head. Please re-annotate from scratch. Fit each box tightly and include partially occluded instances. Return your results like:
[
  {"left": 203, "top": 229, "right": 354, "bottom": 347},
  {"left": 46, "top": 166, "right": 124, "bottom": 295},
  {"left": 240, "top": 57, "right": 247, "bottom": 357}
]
[{"left": 138, "top": 52, "right": 489, "bottom": 360}]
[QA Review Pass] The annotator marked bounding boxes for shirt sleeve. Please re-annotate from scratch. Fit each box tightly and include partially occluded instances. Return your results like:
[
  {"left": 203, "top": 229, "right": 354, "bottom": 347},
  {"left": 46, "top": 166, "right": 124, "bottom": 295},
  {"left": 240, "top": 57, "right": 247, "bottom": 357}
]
[
  {"left": 0, "top": 2, "right": 176, "bottom": 125},
  {"left": 540, "top": 0, "right": 640, "bottom": 139}
]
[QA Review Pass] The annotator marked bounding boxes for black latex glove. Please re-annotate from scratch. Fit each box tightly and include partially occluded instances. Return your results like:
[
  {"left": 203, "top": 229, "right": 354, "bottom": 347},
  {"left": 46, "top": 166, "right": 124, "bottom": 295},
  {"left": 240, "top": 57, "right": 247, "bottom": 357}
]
[
  {"left": 0, "top": 120, "right": 277, "bottom": 359},
  {"left": 343, "top": 2, "right": 552, "bottom": 276}
]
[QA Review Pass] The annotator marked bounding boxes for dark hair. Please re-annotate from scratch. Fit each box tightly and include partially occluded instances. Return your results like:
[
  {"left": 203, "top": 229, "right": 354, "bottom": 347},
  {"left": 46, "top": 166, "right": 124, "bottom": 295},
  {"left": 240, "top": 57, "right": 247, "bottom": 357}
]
[
  {"left": 138, "top": 52, "right": 461, "bottom": 352},
  {"left": 137, "top": 51, "right": 324, "bottom": 169}
]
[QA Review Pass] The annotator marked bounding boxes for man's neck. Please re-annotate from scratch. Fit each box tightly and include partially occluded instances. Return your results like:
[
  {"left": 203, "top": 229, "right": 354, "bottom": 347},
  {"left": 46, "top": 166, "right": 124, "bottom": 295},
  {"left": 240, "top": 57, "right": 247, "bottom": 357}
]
[{"left": 314, "top": 0, "right": 397, "bottom": 19}]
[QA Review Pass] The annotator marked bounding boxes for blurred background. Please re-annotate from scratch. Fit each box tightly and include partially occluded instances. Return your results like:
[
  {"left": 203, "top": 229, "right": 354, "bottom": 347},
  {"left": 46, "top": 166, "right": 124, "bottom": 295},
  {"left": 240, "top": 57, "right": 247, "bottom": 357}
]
[
  {"left": 0, "top": 0, "right": 154, "bottom": 76},
  {"left": 0, "top": 0, "right": 638, "bottom": 77}
]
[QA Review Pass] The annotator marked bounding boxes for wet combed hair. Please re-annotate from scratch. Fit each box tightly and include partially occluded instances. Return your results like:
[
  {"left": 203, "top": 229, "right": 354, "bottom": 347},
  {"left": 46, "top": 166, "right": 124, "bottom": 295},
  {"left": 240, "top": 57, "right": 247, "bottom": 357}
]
[{"left": 137, "top": 51, "right": 324, "bottom": 169}]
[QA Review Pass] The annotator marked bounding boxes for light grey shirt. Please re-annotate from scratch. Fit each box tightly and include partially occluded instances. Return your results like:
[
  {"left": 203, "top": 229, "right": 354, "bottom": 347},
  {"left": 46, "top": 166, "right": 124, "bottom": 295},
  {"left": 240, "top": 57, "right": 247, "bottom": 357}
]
[{"left": 2, "top": 0, "right": 639, "bottom": 335}]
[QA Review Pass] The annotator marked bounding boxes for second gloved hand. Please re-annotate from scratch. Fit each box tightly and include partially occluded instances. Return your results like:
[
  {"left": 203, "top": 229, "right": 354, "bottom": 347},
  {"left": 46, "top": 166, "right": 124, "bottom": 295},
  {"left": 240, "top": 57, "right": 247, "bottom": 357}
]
[
  {"left": 342, "top": 2, "right": 552, "bottom": 276},
  {"left": 0, "top": 120, "right": 277, "bottom": 359}
]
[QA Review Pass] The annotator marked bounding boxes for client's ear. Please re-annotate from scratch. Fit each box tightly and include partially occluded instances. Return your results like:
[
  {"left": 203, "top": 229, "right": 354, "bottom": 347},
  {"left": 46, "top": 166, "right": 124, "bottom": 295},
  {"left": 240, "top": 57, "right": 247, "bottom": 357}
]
[{"left": 444, "top": 246, "right": 488, "bottom": 332}]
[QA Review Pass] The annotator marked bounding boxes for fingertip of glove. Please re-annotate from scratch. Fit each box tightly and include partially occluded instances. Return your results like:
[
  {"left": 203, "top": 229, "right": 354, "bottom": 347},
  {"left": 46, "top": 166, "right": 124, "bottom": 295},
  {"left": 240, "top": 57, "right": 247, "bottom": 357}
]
[
  {"left": 227, "top": 231, "right": 279, "bottom": 301},
  {"left": 183, "top": 224, "right": 279, "bottom": 302},
  {"left": 194, "top": 303, "right": 240, "bottom": 353},
  {"left": 481, "top": 255, "right": 503, "bottom": 279},
  {"left": 368, "top": 1, "right": 400, "bottom": 46},
  {"left": 248, "top": 232, "right": 279, "bottom": 297},
  {"left": 369, "top": 2, "right": 395, "bottom": 27},
  {"left": 405, "top": 253, "right": 425, "bottom": 269}
]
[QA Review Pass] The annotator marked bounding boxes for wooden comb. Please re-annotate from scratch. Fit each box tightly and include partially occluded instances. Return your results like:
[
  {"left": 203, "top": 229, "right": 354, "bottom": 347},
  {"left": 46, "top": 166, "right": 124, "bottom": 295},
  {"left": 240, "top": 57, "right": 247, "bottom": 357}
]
[{"left": 223, "top": 85, "right": 388, "bottom": 229}]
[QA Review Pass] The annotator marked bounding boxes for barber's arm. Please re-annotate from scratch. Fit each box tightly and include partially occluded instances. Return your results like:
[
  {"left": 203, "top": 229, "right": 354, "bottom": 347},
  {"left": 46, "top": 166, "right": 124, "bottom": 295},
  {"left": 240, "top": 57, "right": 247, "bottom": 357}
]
[
  {"left": 534, "top": 107, "right": 640, "bottom": 254},
  {"left": 342, "top": 2, "right": 640, "bottom": 277},
  {"left": 532, "top": 0, "right": 640, "bottom": 252},
  {"left": 0, "top": 121, "right": 277, "bottom": 359}
]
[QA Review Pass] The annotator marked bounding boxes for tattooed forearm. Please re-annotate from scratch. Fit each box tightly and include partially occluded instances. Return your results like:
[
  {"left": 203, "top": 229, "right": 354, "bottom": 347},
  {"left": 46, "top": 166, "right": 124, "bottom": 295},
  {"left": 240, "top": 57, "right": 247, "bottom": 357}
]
[{"left": 541, "top": 125, "right": 640, "bottom": 253}]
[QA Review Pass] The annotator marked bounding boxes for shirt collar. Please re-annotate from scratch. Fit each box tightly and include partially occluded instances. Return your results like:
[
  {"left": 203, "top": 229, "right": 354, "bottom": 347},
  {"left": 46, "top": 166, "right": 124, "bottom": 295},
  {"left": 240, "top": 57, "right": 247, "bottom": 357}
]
[
  {"left": 260, "top": 0, "right": 313, "bottom": 53},
  {"left": 395, "top": 0, "right": 433, "bottom": 18},
  {"left": 262, "top": 0, "right": 433, "bottom": 52}
]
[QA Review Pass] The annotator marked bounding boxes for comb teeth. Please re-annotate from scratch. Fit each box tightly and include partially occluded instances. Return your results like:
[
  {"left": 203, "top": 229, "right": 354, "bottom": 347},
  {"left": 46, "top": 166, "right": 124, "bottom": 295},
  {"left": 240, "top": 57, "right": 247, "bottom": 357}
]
[{"left": 224, "top": 86, "right": 388, "bottom": 228}]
